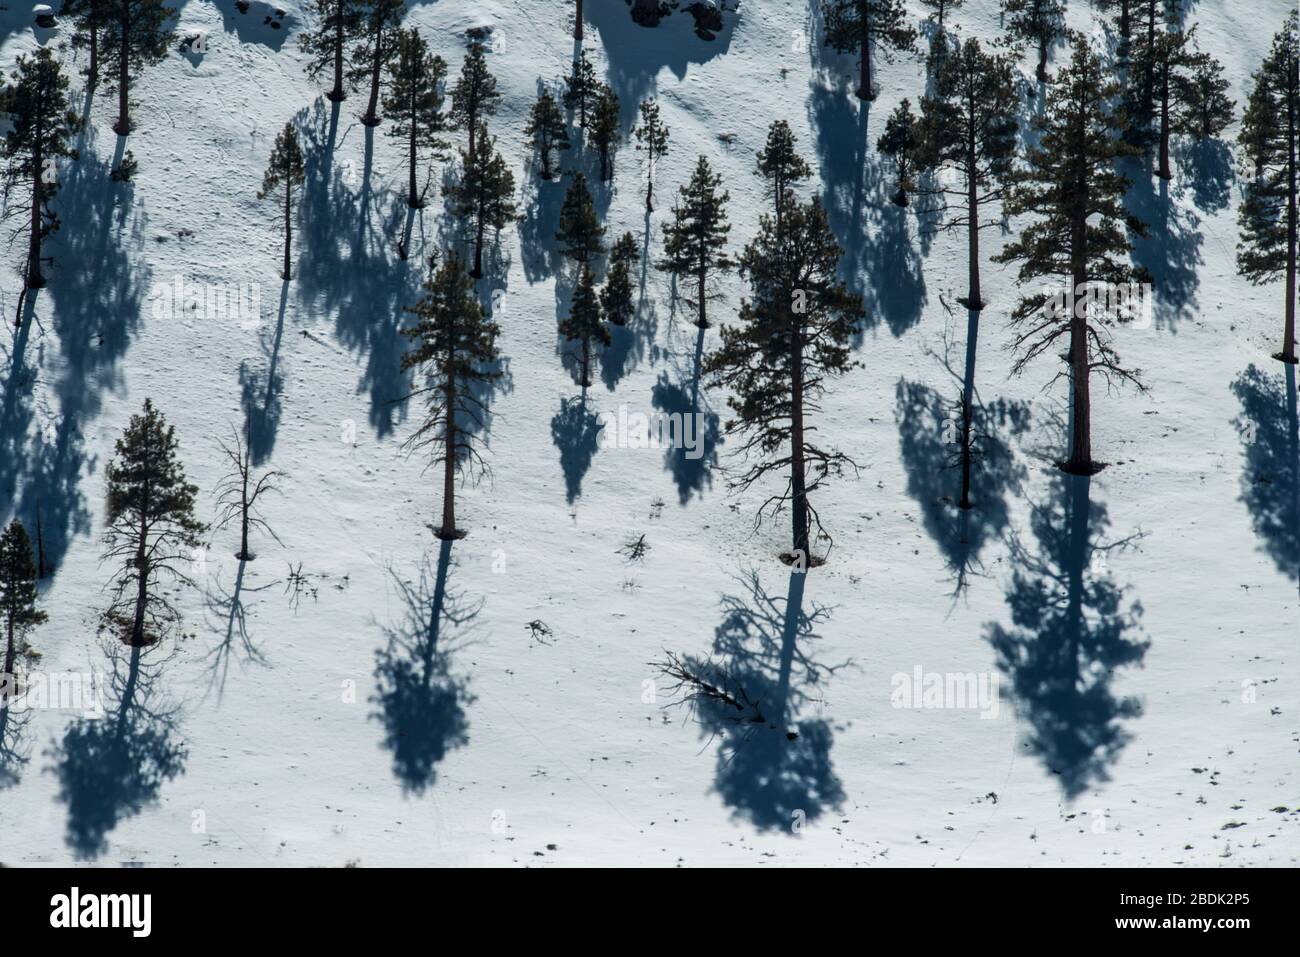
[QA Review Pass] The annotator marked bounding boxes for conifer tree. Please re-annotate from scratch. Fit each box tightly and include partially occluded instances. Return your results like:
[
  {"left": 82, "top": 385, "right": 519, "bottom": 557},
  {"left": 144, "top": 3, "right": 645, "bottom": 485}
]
[
  {"left": 920, "top": 0, "right": 961, "bottom": 30},
  {"left": 64, "top": 0, "right": 109, "bottom": 89},
  {"left": 994, "top": 34, "right": 1149, "bottom": 474},
  {"left": 555, "top": 171, "right": 606, "bottom": 268},
  {"left": 214, "top": 428, "right": 283, "bottom": 562},
  {"left": 590, "top": 84, "right": 621, "bottom": 182},
  {"left": 383, "top": 29, "right": 450, "bottom": 208},
  {"left": 257, "top": 123, "right": 306, "bottom": 280},
  {"left": 756, "top": 119, "right": 812, "bottom": 238},
  {"left": 2, "top": 48, "right": 81, "bottom": 291},
  {"left": 1125, "top": 0, "right": 1184, "bottom": 144},
  {"left": 658, "top": 155, "right": 732, "bottom": 329},
  {"left": 600, "top": 232, "right": 640, "bottom": 327},
  {"left": 0, "top": 521, "right": 45, "bottom": 684},
  {"left": 822, "top": 0, "right": 917, "bottom": 101},
  {"left": 102, "top": 399, "right": 206, "bottom": 647},
  {"left": 301, "top": 0, "right": 364, "bottom": 102},
  {"left": 401, "top": 253, "right": 503, "bottom": 539},
  {"left": 1001, "top": 0, "right": 1066, "bottom": 83},
  {"left": 562, "top": 51, "right": 600, "bottom": 130},
  {"left": 351, "top": 0, "right": 404, "bottom": 127},
  {"left": 560, "top": 264, "right": 609, "bottom": 388},
  {"left": 525, "top": 89, "right": 570, "bottom": 180},
  {"left": 704, "top": 198, "right": 864, "bottom": 563},
  {"left": 447, "top": 123, "right": 517, "bottom": 279},
  {"left": 1172, "top": 53, "right": 1233, "bottom": 142},
  {"left": 450, "top": 40, "right": 501, "bottom": 157},
  {"left": 634, "top": 98, "right": 670, "bottom": 211},
  {"left": 877, "top": 98, "right": 919, "bottom": 207},
  {"left": 1238, "top": 12, "right": 1300, "bottom": 364},
  {"left": 101, "top": 0, "right": 176, "bottom": 134},
  {"left": 1096, "top": 0, "right": 1133, "bottom": 58}
]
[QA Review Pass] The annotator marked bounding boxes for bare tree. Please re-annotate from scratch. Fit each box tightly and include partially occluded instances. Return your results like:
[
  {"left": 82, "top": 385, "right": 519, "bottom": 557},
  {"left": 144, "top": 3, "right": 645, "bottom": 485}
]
[{"left": 214, "top": 427, "right": 283, "bottom": 562}]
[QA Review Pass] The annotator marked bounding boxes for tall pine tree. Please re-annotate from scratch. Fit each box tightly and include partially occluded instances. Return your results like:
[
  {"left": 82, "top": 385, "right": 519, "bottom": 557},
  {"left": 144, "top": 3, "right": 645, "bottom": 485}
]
[
  {"left": 822, "top": 0, "right": 917, "bottom": 101},
  {"left": 300, "top": 0, "right": 363, "bottom": 102},
  {"left": 450, "top": 40, "right": 501, "bottom": 157},
  {"left": 1002, "top": 0, "right": 1066, "bottom": 83},
  {"left": 0, "top": 521, "right": 46, "bottom": 685},
  {"left": 562, "top": 51, "right": 600, "bottom": 131},
  {"left": 257, "top": 123, "right": 306, "bottom": 280},
  {"left": 447, "top": 123, "right": 518, "bottom": 279},
  {"left": 658, "top": 155, "right": 732, "bottom": 329},
  {"left": 600, "top": 232, "right": 640, "bottom": 327},
  {"left": 525, "top": 89, "right": 570, "bottom": 181},
  {"left": 101, "top": 0, "right": 176, "bottom": 134},
  {"left": 64, "top": 0, "right": 109, "bottom": 90},
  {"left": 756, "top": 119, "right": 812, "bottom": 239},
  {"left": 634, "top": 98, "right": 669, "bottom": 211},
  {"left": 590, "top": 84, "right": 621, "bottom": 183},
  {"left": 350, "top": 0, "right": 404, "bottom": 128},
  {"left": 920, "top": 0, "right": 962, "bottom": 30},
  {"left": 383, "top": 29, "right": 450, "bottom": 208},
  {"left": 555, "top": 171, "right": 606, "bottom": 268},
  {"left": 560, "top": 264, "right": 609, "bottom": 389},
  {"left": 877, "top": 98, "right": 920, "bottom": 207}
]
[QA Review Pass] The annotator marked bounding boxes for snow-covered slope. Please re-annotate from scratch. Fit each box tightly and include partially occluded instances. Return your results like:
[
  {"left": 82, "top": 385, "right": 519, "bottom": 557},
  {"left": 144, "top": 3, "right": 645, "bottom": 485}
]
[{"left": 1, "top": 0, "right": 1297, "bottom": 866}]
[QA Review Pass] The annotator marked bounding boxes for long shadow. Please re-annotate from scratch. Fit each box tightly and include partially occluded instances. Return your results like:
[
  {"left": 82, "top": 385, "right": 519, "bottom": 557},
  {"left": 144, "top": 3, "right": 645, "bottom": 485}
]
[
  {"left": 202, "top": 560, "right": 277, "bottom": 702},
  {"left": 371, "top": 538, "right": 476, "bottom": 795},
  {"left": 49, "top": 644, "right": 187, "bottom": 859},
  {"left": 1232, "top": 363, "right": 1300, "bottom": 587},
  {"left": 650, "top": 322, "right": 720, "bottom": 503},
  {"left": 239, "top": 281, "right": 289, "bottom": 465},
  {"left": 551, "top": 392, "right": 601, "bottom": 504},
  {"left": 986, "top": 474, "right": 1148, "bottom": 799},
  {"left": 0, "top": 688, "right": 34, "bottom": 790},
  {"left": 1123, "top": 157, "right": 1202, "bottom": 331},
  {"left": 1176, "top": 137, "right": 1233, "bottom": 215}
]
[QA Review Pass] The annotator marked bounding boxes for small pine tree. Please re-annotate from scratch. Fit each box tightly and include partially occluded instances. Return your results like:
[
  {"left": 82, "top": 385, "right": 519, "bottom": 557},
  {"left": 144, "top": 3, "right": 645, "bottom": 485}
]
[
  {"left": 0, "top": 521, "right": 46, "bottom": 683},
  {"left": 401, "top": 252, "right": 503, "bottom": 539},
  {"left": 1001, "top": 0, "right": 1066, "bottom": 83},
  {"left": 1237, "top": 12, "right": 1300, "bottom": 364},
  {"left": 756, "top": 119, "right": 813, "bottom": 238},
  {"left": 101, "top": 0, "right": 176, "bottom": 134},
  {"left": 590, "top": 84, "right": 621, "bottom": 183},
  {"left": 562, "top": 51, "right": 600, "bottom": 131},
  {"left": 2, "top": 48, "right": 81, "bottom": 291},
  {"left": 102, "top": 399, "right": 207, "bottom": 647},
  {"left": 659, "top": 155, "right": 732, "bottom": 328},
  {"left": 994, "top": 33, "right": 1149, "bottom": 474},
  {"left": 634, "top": 98, "right": 670, "bottom": 211},
  {"left": 877, "top": 98, "right": 919, "bottom": 207},
  {"left": 600, "top": 232, "right": 640, "bottom": 327},
  {"left": 63, "top": 0, "right": 110, "bottom": 89},
  {"left": 555, "top": 171, "right": 606, "bottom": 268},
  {"left": 450, "top": 40, "right": 501, "bottom": 157},
  {"left": 447, "top": 123, "right": 518, "bottom": 279},
  {"left": 822, "top": 0, "right": 917, "bottom": 101},
  {"left": 525, "top": 89, "right": 570, "bottom": 180},
  {"left": 258, "top": 123, "right": 306, "bottom": 280},
  {"left": 920, "top": 0, "right": 962, "bottom": 29},
  {"left": 1172, "top": 52, "right": 1233, "bottom": 142},
  {"left": 300, "top": 0, "right": 364, "bottom": 102},
  {"left": 704, "top": 198, "right": 864, "bottom": 563},
  {"left": 350, "top": 0, "right": 404, "bottom": 127},
  {"left": 560, "top": 264, "right": 610, "bottom": 388},
  {"left": 383, "top": 29, "right": 450, "bottom": 208}
]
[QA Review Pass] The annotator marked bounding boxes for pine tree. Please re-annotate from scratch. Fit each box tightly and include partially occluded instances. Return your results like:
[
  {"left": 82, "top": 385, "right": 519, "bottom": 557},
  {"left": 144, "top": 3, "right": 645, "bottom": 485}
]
[
  {"left": 994, "top": 34, "right": 1149, "bottom": 474},
  {"left": 560, "top": 264, "right": 609, "bottom": 388},
  {"left": 383, "top": 29, "right": 450, "bottom": 208},
  {"left": 1143, "top": 27, "right": 1201, "bottom": 179},
  {"left": 102, "top": 399, "right": 206, "bottom": 647},
  {"left": 562, "top": 51, "right": 600, "bottom": 130},
  {"left": 1172, "top": 52, "right": 1233, "bottom": 141},
  {"left": 525, "top": 89, "right": 570, "bottom": 180},
  {"left": 350, "top": 0, "right": 404, "bottom": 127},
  {"left": 400, "top": 252, "right": 503, "bottom": 539},
  {"left": 920, "top": 0, "right": 962, "bottom": 29},
  {"left": 555, "top": 171, "right": 606, "bottom": 267},
  {"left": 822, "top": 0, "right": 917, "bottom": 101},
  {"left": 0, "top": 521, "right": 46, "bottom": 684},
  {"left": 2, "top": 48, "right": 81, "bottom": 291},
  {"left": 258, "top": 123, "right": 306, "bottom": 280},
  {"left": 600, "top": 232, "right": 640, "bottom": 327},
  {"left": 590, "top": 83, "right": 621, "bottom": 182},
  {"left": 877, "top": 98, "right": 919, "bottom": 207},
  {"left": 447, "top": 123, "right": 517, "bottom": 279},
  {"left": 64, "top": 0, "right": 109, "bottom": 89},
  {"left": 300, "top": 0, "right": 364, "bottom": 102},
  {"left": 658, "top": 155, "right": 732, "bottom": 329},
  {"left": 1126, "top": 0, "right": 1183, "bottom": 144},
  {"left": 450, "top": 40, "right": 501, "bottom": 157},
  {"left": 1096, "top": 0, "right": 1134, "bottom": 58},
  {"left": 756, "top": 119, "right": 812, "bottom": 238},
  {"left": 1238, "top": 12, "right": 1300, "bottom": 364},
  {"left": 1001, "top": 0, "right": 1066, "bottom": 83},
  {"left": 704, "top": 198, "right": 864, "bottom": 563},
  {"left": 101, "top": 0, "right": 176, "bottom": 134},
  {"left": 633, "top": 98, "right": 670, "bottom": 211}
]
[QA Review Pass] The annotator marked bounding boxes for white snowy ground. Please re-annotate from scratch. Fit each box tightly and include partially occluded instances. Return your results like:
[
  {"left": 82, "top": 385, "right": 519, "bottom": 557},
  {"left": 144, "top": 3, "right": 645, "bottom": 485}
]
[{"left": 0, "top": 0, "right": 1297, "bottom": 866}]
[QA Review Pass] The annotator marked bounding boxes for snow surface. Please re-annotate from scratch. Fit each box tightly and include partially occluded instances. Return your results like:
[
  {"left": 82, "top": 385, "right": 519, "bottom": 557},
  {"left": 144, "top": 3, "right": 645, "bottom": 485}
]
[{"left": 0, "top": 0, "right": 1297, "bottom": 866}]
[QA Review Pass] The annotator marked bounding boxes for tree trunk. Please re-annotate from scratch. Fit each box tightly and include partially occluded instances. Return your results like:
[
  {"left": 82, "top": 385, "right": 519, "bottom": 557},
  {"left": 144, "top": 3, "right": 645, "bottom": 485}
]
[
  {"left": 575, "top": 0, "right": 584, "bottom": 40},
  {"left": 1036, "top": 34, "right": 1049, "bottom": 83},
  {"left": 959, "top": 308, "right": 979, "bottom": 509},
  {"left": 282, "top": 176, "right": 292, "bottom": 279},
  {"left": 129, "top": 501, "right": 149, "bottom": 646},
  {"left": 790, "top": 320, "right": 809, "bottom": 560},
  {"left": 439, "top": 362, "right": 458, "bottom": 538},
  {"left": 239, "top": 457, "right": 250, "bottom": 560},
  {"left": 3, "top": 612, "right": 15, "bottom": 686},
  {"left": 27, "top": 139, "right": 45, "bottom": 289},
  {"left": 407, "top": 88, "right": 420, "bottom": 207},
  {"left": 645, "top": 152, "right": 654, "bottom": 211},
  {"left": 113, "top": 20, "right": 130, "bottom": 134},
  {"left": 362, "top": 23, "right": 383, "bottom": 126},
  {"left": 1065, "top": 220, "right": 1093, "bottom": 473},
  {"left": 88, "top": 18, "right": 99, "bottom": 89},
  {"left": 1282, "top": 65, "right": 1298, "bottom": 364},
  {"left": 965, "top": 125, "right": 982, "bottom": 309},
  {"left": 580, "top": 336, "right": 591, "bottom": 388},
  {"left": 857, "top": 15, "right": 874, "bottom": 100},
  {"left": 328, "top": 2, "right": 346, "bottom": 102},
  {"left": 696, "top": 263, "right": 707, "bottom": 328},
  {"left": 1157, "top": 61, "right": 1172, "bottom": 180}
]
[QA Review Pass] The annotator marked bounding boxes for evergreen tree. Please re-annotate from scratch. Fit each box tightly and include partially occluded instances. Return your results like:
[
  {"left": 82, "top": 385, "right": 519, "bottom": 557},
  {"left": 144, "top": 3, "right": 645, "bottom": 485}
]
[
  {"left": 64, "top": 0, "right": 109, "bottom": 89},
  {"left": 101, "top": 0, "right": 176, "bottom": 134},
  {"left": 658, "top": 155, "right": 732, "bottom": 329},
  {"left": 2, "top": 48, "right": 81, "bottom": 291},
  {"left": 1096, "top": 0, "right": 1134, "bottom": 58},
  {"left": 555, "top": 171, "right": 606, "bottom": 267},
  {"left": 383, "top": 29, "right": 450, "bottom": 208},
  {"left": 704, "top": 198, "right": 864, "bottom": 563},
  {"left": 1126, "top": 0, "right": 1183, "bottom": 144},
  {"left": 600, "top": 232, "right": 640, "bottom": 327},
  {"left": 1001, "top": 0, "right": 1066, "bottom": 83},
  {"left": 756, "top": 119, "right": 812, "bottom": 238},
  {"left": 300, "top": 0, "right": 364, "bottom": 102},
  {"left": 102, "top": 399, "right": 206, "bottom": 647},
  {"left": 0, "top": 521, "right": 45, "bottom": 685},
  {"left": 822, "top": 0, "right": 917, "bottom": 101},
  {"left": 257, "top": 123, "right": 306, "bottom": 280},
  {"left": 562, "top": 51, "right": 600, "bottom": 130},
  {"left": 1238, "top": 12, "right": 1300, "bottom": 364},
  {"left": 920, "top": 0, "right": 962, "bottom": 30},
  {"left": 590, "top": 83, "right": 621, "bottom": 182},
  {"left": 560, "top": 264, "right": 609, "bottom": 388},
  {"left": 447, "top": 123, "right": 518, "bottom": 279},
  {"left": 450, "top": 40, "right": 501, "bottom": 157},
  {"left": 350, "top": 0, "right": 404, "bottom": 127},
  {"left": 525, "top": 89, "right": 570, "bottom": 180},
  {"left": 1172, "top": 52, "right": 1233, "bottom": 141},
  {"left": 401, "top": 253, "right": 503, "bottom": 540},
  {"left": 994, "top": 34, "right": 1149, "bottom": 474},
  {"left": 1142, "top": 27, "right": 1200, "bottom": 179},
  {"left": 633, "top": 98, "right": 670, "bottom": 211},
  {"left": 877, "top": 98, "right": 920, "bottom": 207}
]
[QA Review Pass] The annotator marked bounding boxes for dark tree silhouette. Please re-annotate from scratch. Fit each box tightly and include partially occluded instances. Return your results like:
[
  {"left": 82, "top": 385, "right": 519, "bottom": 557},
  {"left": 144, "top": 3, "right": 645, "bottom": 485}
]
[
  {"left": 350, "top": 0, "right": 404, "bottom": 128},
  {"left": 1001, "top": 0, "right": 1066, "bottom": 83},
  {"left": 300, "top": 0, "right": 364, "bottom": 102},
  {"left": 257, "top": 123, "right": 306, "bottom": 280},
  {"left": 213, "top": 429, "right": 283, "bottom": 562},
  {"left": 822, "top": 0, "right": 917, "bottom": 101},
  {"left": 101, "top": 0, "right": 176, "bottom": 135},
  {"left": 525, "top": 89, "right": 570, "bottom": 181},
  {"left": 450, "top": 39, "right": 501, "bottom": 157},
  {"left": 383, "top": 29, "right": 450, "bottom": 209},
  {"left": 634, "top": 98, "right": 669, "bottom": 211},
  {"left": 446, "top": 123, "right": 518, "bottom": 279},
  {"left": 658, "top": 155, "right": 732, "bottom": 329},
  {"left": 560, "top": 264, "right": 609, "bottom": 388}
]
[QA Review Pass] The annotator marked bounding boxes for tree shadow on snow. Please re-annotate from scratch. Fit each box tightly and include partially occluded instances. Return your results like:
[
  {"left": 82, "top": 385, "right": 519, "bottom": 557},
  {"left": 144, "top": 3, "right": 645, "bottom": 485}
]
[
  {"left": 650, "top": 321, "right": 720, "bottom": 503},
  {"left": 1232, "top": 363, "right": 1300, "bottom": 587},
  {"left": 1123, "top": 158, "right": 1202, "bottom": 332},
  {"left": 551, "top": 392, "right": 601, "bottom": 505}
]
